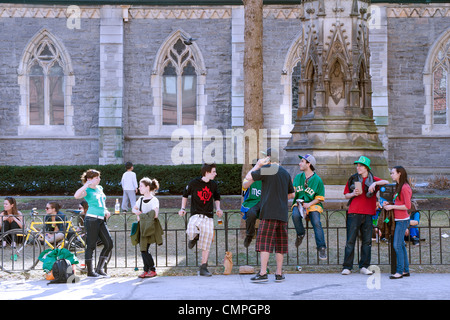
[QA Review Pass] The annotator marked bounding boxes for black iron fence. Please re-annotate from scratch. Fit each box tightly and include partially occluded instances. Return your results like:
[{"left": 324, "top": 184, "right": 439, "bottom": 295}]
[
  {"left": 101, "top": 209, "right": 450, "bottom": 270},
  {"left": 1, "top": 209, "right": 449, "bottom": 273}
]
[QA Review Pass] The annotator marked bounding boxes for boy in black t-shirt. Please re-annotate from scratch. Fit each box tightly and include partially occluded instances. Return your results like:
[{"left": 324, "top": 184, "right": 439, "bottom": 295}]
[
  {"left": 178, "top": 163, "right": 223, "bottom": 276},
  {"left": 244, "top": 148, "right": 295, "bottom": 282}
]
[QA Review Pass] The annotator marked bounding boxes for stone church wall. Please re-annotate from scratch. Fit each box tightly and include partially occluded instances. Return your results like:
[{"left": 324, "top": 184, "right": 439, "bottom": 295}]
[
  {"left": 387, "top": 12, "right": 450, "bottom": 178},
  {"left": 0, "top": 3, "right": 448, "bottom": 182},
  {"left": 0, "top": 15, "right": 100, "bottom": 165}
]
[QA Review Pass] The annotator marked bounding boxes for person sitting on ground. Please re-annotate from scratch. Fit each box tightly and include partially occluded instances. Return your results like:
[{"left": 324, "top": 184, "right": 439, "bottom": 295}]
[
  {"left": 1, "top": 197, "right": 24, "bottom": 247},
  {"left": 43, "top": 201, "right": 67, "bottom": 246}
]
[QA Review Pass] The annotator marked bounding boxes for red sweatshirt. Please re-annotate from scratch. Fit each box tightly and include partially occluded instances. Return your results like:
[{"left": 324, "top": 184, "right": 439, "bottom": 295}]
[
  {"left": 344, "top": 176, "right": 382, "bottom": 215},
  {"left": 394, "top": 184, "right": 412, "bottom": 220}
]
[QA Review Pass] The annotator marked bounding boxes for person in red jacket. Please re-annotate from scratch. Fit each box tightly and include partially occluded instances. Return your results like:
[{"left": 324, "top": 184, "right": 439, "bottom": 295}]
[
  {"left": 342, "top": 156, "right": 389, "bottom": 275},
  {"left": 383, "top": 166, "right": 412, "bottom": 279}
]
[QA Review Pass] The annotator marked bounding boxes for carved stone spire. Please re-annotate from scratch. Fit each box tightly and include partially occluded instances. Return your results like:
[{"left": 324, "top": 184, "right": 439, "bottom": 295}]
[{"left": 284, "top": 0, "right": 388, "bottom": 183}]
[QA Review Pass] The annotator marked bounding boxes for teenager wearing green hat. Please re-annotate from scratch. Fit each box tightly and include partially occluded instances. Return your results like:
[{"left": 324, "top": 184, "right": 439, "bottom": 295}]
[{"left": 342, "top": 156, "right": 389, "bottom": 275}]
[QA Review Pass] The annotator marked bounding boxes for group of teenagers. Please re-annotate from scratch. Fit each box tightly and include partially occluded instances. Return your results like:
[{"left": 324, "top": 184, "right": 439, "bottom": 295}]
[
  {"left": 1, "top": 153, "right": 413, "bottom": 281},
  {"left": 239, "top": 150, "right": 413, "bottom": 281}
]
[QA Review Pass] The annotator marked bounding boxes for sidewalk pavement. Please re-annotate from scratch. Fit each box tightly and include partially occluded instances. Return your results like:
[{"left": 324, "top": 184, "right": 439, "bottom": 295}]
[{"left": 1, "top": 272, "right": 449, "bottom": 301}]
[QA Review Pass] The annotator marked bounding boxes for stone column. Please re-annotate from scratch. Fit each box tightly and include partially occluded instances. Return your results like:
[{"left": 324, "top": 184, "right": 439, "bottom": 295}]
[
  {"left": 98, "top": 6, "right": 124, "bottom": 165},
  {"left": 231, "top": 6, "right": 245, "bottom": 128}
]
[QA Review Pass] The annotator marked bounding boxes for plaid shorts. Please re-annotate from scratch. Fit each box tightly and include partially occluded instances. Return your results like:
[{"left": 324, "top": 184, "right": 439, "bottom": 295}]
[
  {"left": 255, "top": 219, "right": 288, "bottom": 254},
  {"left": 186, "top": 214, "right": 214, "bottom": 251}
]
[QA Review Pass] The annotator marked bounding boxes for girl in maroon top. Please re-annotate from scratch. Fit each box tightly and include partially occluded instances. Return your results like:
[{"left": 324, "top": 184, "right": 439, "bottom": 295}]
[{"left": 384, "top": 166, "right": 412, "bottom": 279}]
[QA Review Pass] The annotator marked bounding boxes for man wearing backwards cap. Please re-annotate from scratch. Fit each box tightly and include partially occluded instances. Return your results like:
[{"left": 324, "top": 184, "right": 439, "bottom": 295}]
[
  {"left": 342, "top": 156, "right": 389, "bottom": 276},
  {"left": 291, "top": 154, "right": 327, "bottom": 260}
]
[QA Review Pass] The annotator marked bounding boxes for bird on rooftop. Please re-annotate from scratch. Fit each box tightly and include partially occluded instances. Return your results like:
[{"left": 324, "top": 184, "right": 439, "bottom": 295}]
[{"left": 181, "top": 34, "right": 197, "bottom": 46}]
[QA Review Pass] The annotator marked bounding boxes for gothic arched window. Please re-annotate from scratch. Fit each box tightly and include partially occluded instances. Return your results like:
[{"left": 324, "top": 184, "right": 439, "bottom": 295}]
[
  {"left": 162, "top": 39, "right": 198, "bottom": 126},
  {"left": 151, "top": 31, "right": 206, "bottom": 135},
  {"left": 29, "top": 41, "right": 65, "bottom": 125},
  {"left": 423, "top": 29, "right": 450, "bottom": 135},
  {"left": 432, "top": 50, "right": 448, "bottom": 125},
  {"left": 18, "top": 29, "right": 74, "bottom": 136}
]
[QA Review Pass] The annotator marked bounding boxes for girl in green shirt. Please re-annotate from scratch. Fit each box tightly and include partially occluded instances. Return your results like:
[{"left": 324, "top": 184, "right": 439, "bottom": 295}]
[{"left": 74, "top": 169, "right": 113, "bottom": 277}]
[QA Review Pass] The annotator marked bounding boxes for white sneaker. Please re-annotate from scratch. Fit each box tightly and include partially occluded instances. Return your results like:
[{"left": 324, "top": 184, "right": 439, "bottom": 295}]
[
  {"left": 341, "top": 269, "right": 351, "bottom": 275},
  {"left": 360, "top": 267, "right": 373, "bottom": 275}
]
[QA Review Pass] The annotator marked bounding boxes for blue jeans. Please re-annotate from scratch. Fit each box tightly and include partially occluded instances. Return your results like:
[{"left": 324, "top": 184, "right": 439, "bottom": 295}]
[
  {"left": 343, "top": 213, "right": 373, "bottom": 270},
  {"left": 291, "top": 206, "right": 326, "bottom": 249},
  {"left": 393, "top": 220, "right": 410, "bottom": 274}
]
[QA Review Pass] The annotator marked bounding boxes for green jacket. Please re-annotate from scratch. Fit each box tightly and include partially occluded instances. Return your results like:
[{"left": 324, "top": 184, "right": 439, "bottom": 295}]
[
  {"left": 39, "top": 248, "right": 79, "bottom": 273},
  {"left": 292, "top": 172, "right": 325, "bottom": 214},
  {"left": 130, "top": 210, "right": 164, "bottom": 251}
]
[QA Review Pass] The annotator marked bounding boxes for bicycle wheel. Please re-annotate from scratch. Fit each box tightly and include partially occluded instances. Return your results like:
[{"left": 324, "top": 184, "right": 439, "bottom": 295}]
[
  {"left": 0, "top": 229, "right": 43, "bottom": 273},
  {"left": 67, "top": 231, "right": 86, "bottom": 258}
]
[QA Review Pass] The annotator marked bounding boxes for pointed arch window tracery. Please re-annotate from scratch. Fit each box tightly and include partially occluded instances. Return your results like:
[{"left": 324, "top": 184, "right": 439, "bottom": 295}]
[
  {"left": 150, "top": 30, "right": 206, "bottom": 135},
  {"left": 432, "top": 43, "right": 449, "bottom": 125},
  {"left": 423, "top": 29, "right": 450, "bottom": 135},
  {"left": 28, "top": 40, "right": 65, "bottom": 125},
  {"left": 18, "top": 29, "right": 74, "bottom": 136},
  {"left": 162, "top": 38, "right": 197, "bottom": 126}
]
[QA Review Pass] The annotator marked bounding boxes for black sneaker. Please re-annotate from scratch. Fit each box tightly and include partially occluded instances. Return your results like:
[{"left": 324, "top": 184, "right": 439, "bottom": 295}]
[
  {"left": 275, "top": 274, "right": 285, "bottom": 282},
  {"left": 250, "top": 273, "right": 268, "bottom": 282},
  {"left": 295, "top": 235, "right": 305, "bottom": 247},
  {"left": 244, "top": 236, "right": 253, "bottom": 248},
  {"left": 318, "top": 247, "right": 327, "bottom": 260},
  {"left": 188, "top": 235, "right": 199, "bottom": 249}
]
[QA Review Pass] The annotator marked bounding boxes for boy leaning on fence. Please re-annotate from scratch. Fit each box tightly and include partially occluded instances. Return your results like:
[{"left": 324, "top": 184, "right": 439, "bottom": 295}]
[
  {"left": 291, "top": 154, "right": 327, "bottom": 260},
  {"left": 178, "top": 163, "right": 223, "bottom": 277},
  {"left": 342, "top": 156, "right": 389, "bottom": 276}
]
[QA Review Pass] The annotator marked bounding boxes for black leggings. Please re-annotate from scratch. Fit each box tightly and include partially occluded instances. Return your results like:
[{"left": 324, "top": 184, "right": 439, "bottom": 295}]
[
  {"left": 1, "top": 220, "right": 21, "bottom": 243},
  {"left": 84, "top": 216, "right": 113, "bottom": 260},
  {"left": 141, "top": 244, "right": 155, "bottom": 272}
]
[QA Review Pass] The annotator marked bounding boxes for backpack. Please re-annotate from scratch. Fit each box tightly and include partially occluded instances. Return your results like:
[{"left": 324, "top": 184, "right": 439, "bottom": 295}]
[{"left": 48, "top": 259, "right": 76, "bottom": 284}]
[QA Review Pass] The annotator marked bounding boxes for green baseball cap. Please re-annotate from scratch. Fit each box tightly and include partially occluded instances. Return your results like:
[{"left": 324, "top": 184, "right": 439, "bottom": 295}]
[{"left": 354, "top": 156, "right": 371, "bottom": 170}]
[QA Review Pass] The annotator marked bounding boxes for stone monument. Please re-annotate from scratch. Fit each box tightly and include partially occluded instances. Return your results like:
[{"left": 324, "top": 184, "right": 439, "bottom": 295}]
[{"left": 284, "top": 0, "right": 389, "bottom": 184}]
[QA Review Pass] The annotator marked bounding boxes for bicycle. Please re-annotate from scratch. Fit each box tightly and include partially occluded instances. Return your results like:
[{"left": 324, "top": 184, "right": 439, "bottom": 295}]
[
  {"left": 29, "top": 208, "right": 44, "bottom": 226},
  {"left": 0, "top": 210, "right": 86, "bottom": 273}
]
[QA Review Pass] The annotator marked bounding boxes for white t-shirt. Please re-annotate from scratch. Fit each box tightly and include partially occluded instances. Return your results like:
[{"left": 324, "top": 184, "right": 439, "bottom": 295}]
[
  {"left": 121, "top": 171, "right": 138, "bottom": 190},
  {"left": 136, "top": 196, "right": 159, "bottom": 214}
]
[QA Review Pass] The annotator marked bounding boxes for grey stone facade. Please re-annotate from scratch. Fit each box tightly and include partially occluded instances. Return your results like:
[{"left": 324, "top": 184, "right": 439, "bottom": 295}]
[
  {"left": 0, "top": 13, "right": 100, "bottom": 165},
  {"left": 386, "top": 14, "right": 450, "bottom": 178},
  {"left": 0, "top": 3, "right": 449, "bottom": 182}
]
